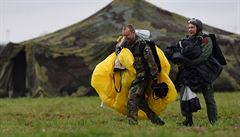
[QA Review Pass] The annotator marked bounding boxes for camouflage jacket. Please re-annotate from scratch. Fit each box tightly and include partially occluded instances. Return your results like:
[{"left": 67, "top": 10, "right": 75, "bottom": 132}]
[{"left": 124, "top": 37, "right": 159, "bottom": 81}]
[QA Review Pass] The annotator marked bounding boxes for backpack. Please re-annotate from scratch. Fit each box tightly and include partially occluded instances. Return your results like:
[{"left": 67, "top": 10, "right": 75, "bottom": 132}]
[
  {"left": 135, "top": 29, "right": 161, "bottom": 72},
  {"left": 138, "top": 40, "right": 161, "bottom": 72},
  {"left": 115, "top": 30, "right": 162, "bottom": 73},
  {"left": 205, "top": 34, "right": 227, "bottom": 65}
]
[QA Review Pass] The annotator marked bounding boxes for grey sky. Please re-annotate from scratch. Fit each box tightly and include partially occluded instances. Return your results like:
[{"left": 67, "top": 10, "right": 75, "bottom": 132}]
[{"left": 0, "top": 0, "right": 239, "bottom": 43}]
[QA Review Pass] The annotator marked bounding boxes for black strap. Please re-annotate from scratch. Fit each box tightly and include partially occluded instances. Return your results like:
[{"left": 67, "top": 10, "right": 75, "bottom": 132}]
[{"left": 138, "top": 40, "right": 162, "bottom": 72}]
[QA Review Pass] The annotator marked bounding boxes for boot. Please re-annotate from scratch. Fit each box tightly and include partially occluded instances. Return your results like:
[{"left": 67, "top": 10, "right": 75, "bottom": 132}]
[
  {"left": 138, "top": 99, "right": 165, "bottom": 126},
  {"left": 150, "top": 116, "right": 165, "bottom": 125},
  {"left": 127, "top": 100, "right": 138, "bottom": 125},
  {"left": 207, "top": 108, "right": 217, "bottom": 125},
  {"left": 128, "top": 117, "right": 138, "bottom": 125},
  {"left": 148, "top": 113, "right": 165, "bottom": 126},
  {"left": 180, "top": 116, "right": 193, "bottom": 126},
  {"left": 209, "top": 119, "right": 217, "bottom": 125}
]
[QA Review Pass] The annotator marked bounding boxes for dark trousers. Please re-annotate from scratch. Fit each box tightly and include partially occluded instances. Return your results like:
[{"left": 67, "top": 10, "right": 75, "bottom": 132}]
[{"left": 180, "top": 84, "right": 218, "bottom": 123}]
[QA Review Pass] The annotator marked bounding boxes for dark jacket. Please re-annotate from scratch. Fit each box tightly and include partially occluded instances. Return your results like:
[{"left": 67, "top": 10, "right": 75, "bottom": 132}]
[{"left": 172, "top": 32, "right": 223, "bottom": 91}]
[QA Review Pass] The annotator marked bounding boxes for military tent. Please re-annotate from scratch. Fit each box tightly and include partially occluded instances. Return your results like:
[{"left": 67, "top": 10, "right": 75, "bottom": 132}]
[{"left": 0, "top": 42, "right": 96, "bottom": 97}]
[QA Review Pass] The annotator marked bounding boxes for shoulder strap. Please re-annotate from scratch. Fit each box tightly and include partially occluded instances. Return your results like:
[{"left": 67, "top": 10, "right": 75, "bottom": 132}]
[{"left": 147, "top": 41, "right": 161, "bottom": 72}]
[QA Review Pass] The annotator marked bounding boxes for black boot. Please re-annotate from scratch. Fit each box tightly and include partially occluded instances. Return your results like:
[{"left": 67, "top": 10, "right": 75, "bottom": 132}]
[
  {"left": 128, "top": 117, "right": 138, "bottom": 125},
  {"left": 147, "top": 112, "right": 165, "bottom": 126},
  {"left": 138, "top": 98, "right": 165, "bottom": 126},
  {"left": 209, "top": 119, "right": 217, "bottom": 125},
  {"left": 150, "top": 116, "right": 165, "bottom": 125},
  {"left": 180, "top": 116, "right": 193, "bottom": 126}
]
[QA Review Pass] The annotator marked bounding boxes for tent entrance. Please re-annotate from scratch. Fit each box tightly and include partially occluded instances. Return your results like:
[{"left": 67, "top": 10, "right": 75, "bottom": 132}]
[{"left": 11, "top": 50, "right": 27, "bottom": 97}]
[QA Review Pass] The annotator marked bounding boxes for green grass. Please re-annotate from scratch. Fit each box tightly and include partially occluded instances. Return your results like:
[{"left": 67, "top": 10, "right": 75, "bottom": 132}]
[{"left": 0, "top": 92, "right": 240, "bottom": 137}]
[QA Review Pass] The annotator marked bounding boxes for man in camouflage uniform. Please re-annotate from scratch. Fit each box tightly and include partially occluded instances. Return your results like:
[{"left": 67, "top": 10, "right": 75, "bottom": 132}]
[{"left": 121, "top": 24, "right": 164, "bottom": 125}]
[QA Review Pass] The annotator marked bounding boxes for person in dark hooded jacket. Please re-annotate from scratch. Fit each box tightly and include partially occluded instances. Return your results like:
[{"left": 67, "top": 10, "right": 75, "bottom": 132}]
[{"left": 165, "top": 18, "right": 224, "bottom": 126}]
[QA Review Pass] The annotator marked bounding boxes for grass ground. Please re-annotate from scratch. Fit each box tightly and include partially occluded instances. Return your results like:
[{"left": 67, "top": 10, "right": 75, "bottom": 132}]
[{"left": 0, "top": 92, "right": 239, "bottom": 137}]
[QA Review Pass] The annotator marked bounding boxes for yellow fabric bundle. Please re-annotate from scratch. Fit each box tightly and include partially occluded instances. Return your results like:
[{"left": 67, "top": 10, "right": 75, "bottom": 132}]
[{"left": 91, "top": 47, "right": 177, "bottom": 119}]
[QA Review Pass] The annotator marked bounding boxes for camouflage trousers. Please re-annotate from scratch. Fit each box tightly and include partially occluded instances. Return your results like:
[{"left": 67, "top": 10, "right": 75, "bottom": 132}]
[
  {"left": 180, "top": 84, "right": 218, "bottom": 124},
  {"left": 127, "top": 78, "right": 160, "bottom": 124}
]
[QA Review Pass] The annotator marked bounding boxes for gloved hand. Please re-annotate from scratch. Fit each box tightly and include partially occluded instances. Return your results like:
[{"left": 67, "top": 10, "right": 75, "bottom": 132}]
[{"left": 152, "top": 82, "right": 169, "bottom": 99}]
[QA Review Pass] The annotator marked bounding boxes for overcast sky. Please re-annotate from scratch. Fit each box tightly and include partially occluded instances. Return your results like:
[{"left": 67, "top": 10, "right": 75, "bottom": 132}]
[{"left": 0, "top": 0, "right": 239, "bottom": 43}]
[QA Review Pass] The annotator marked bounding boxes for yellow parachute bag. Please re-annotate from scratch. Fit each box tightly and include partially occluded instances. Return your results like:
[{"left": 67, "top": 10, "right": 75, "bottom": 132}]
[{"left": 91, "top": 47, "right": 177, "bottom": 119}]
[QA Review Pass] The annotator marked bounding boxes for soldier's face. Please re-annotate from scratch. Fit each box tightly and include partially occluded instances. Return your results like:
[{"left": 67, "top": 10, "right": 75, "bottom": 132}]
[
  {"left": 188, "top": 23, "right": 197, "bottom": 36},
  {"left": 122, "top": 27, "right": 135, "bottom": 41},
  {"left": 122, "top": 27, "right": 131, "bottom": 37}
]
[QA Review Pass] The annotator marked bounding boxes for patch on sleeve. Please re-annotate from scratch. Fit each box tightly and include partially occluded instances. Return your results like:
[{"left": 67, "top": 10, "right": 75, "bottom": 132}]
[{"left": 202, "top": 37, "right": 208, "bottom": 45}]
